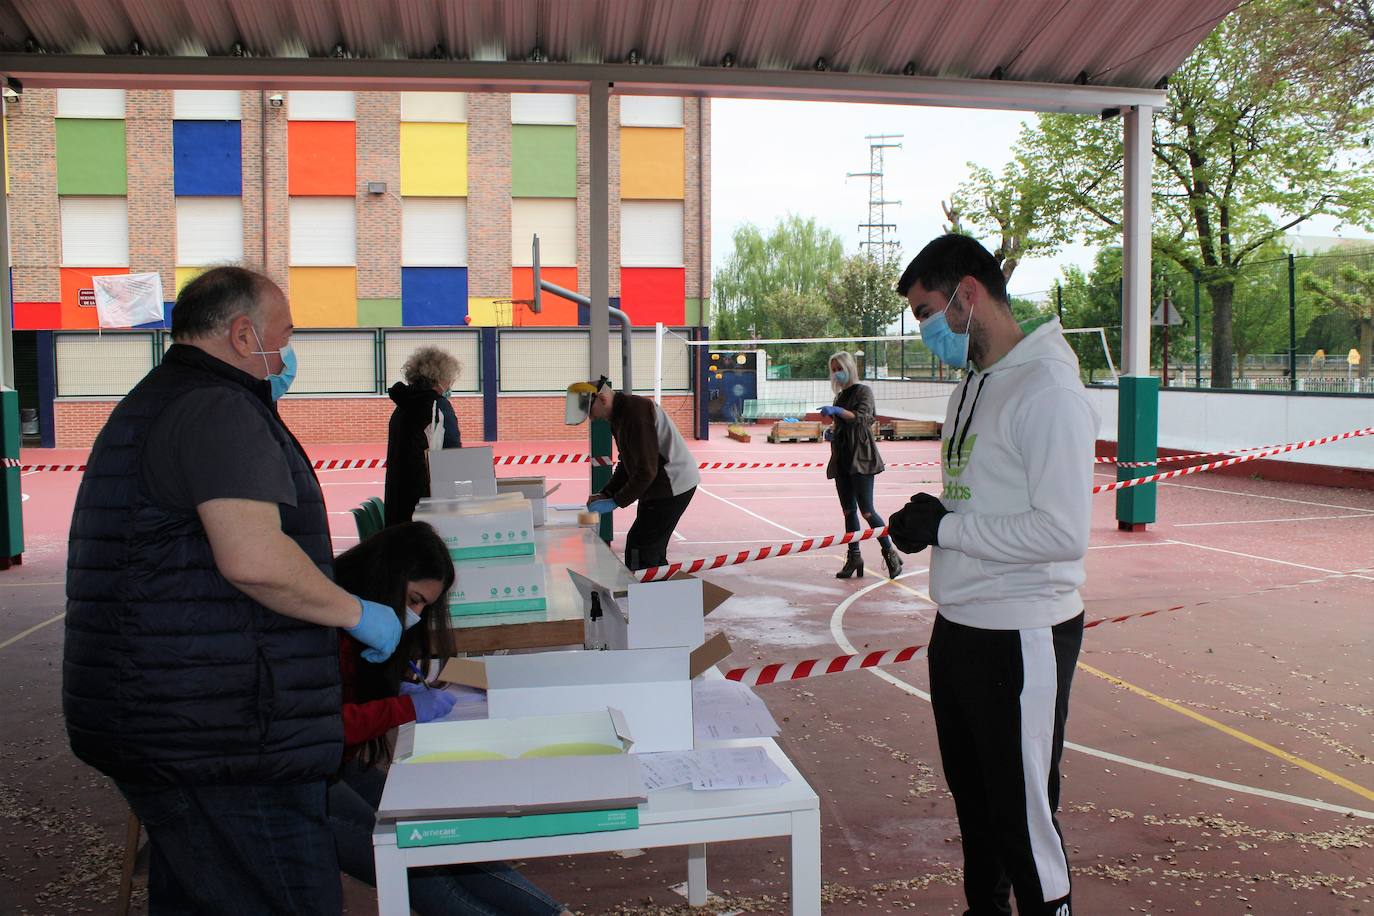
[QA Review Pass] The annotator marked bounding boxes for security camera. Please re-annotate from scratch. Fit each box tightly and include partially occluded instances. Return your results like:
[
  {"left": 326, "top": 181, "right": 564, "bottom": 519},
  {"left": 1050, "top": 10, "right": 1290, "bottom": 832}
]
[
  {"left": 267, "top": 93, "right": 284, "bottom": 108},
  {"left": 2, "top": 87, "right": 19, "bottom": 102}
]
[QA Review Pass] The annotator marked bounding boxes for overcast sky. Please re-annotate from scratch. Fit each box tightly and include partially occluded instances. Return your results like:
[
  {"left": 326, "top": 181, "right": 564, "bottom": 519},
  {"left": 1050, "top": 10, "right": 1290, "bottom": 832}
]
[{"left": 708, "top": 98, "right": 1370, "bottom": 307}]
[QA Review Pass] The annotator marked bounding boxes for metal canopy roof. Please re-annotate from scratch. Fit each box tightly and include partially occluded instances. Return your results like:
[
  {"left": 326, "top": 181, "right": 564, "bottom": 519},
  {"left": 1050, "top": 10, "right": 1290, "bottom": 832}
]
[{"left": 0, "top": 0, "right": 1240, "bottom": 113}]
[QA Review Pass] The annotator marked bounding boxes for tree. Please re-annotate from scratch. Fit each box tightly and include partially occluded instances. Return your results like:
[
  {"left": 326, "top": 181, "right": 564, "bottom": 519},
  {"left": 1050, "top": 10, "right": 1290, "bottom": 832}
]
[
  {"left": 948, "top": 152, "right": 1070, "bottom": 282},
  {"left": 1001, "top": 0, "right": 1374, "bottom": 387},
  {"left": 826, "top": 254, "right": 904, "bottom": 337},
  {"left": 712, "top": 215, "right": 845, "bottom": 340},
  {"left": 1301, "top": 261, "right": 1374, "bottom": 377}
]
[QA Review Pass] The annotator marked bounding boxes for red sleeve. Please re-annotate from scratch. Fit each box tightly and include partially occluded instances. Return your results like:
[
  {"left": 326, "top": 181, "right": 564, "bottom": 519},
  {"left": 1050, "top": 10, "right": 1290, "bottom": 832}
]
[{"left": 338, "top": 634, "right": 417, "bottom": 748}]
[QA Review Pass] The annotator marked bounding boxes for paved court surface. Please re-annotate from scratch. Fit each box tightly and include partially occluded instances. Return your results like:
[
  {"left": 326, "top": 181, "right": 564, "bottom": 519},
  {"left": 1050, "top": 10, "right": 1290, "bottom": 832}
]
[{"left": 2, "top": 427, "right": 1372, "bottom": 914}]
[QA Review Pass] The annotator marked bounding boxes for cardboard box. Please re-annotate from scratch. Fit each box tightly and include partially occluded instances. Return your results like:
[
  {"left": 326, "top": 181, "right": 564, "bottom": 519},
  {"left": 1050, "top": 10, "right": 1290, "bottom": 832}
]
[
  {"left": 418, "top": 500, "right": 536, "bottom": 560},
  {"left": 378, "top": 709, "right": 645, "bottom": 846},
  {"left": 428, "top": 445, "right": 497, "bottom": 498},
  {"left": 569, "top": 571, "right": 733, "bottom": 652},
  {"left": 449, "top": 554, "right": 549, "bottom": 616},
  {"left": 496, "top": 476, "right": 550, "bottom": 527}
]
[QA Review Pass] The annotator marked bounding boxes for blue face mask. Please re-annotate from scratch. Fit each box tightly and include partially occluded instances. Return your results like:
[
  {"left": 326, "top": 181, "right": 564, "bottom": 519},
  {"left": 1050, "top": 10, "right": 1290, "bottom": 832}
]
[
  {"left": 832, "top": 369, "right": 849, "bottom": 385},
  {"left": 920, "top": 288, "right": 975, "bottom": 368},
  {"left": 250, "top": 326, "right": 298, "bottom": 401}
]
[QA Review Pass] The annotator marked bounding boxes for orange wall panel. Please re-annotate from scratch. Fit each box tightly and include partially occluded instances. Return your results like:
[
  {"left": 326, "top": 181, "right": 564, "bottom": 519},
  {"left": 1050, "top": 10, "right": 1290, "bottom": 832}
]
[
  {"left": 61, "top": 267, "right": 129, "bottom": 329},
  {"left": 288, "top": 267, "right": 358, "bottom": 327},
  {"left": 511, "top": 267, "right": 579, "bottom": 326},
  {"left": 620, "top": 127, "right": 685, "bottom": 200},
  {"left": 288, "top": 121, "right": 356, "bottom": 196}
]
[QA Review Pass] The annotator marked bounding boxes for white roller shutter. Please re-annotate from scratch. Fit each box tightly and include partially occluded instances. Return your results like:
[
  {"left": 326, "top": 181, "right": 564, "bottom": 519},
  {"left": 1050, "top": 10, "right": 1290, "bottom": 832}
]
[
  {"left": 499, "top": 331, "right": 588, "bottom": 392},
  {"left": 173, "top": 90, "right": 242, "bottom": 120},
  {"left": 400, "top": 92, "right": 467, "bottom": 122},
  {"left": 289, "top": 198, "right": 357, "bottom": 266},
  {"left": 55, "top": 333, "right": 155, "bottom": 396},
  {"left": 60, "top": 197, "right": 130, "bottom": 267},
  {"left": 511, "top": 199, "right": 576, "bottom": 267},
  {"left": 402, "top": 198, "right": 468, "bottom": 266},
  {"left": 510, "top": 93, "right": 577, "bottom": 125},
  {"left": 286, "top": 332, "right": 376, "bottom": 394},
  {"left": 176, "top": 198, "right": 244, "bottom": 265},
  {"left": 620, "top": 201, "right": 683, "bottom": 267},
  {"left": 56, "top": 89, "right": 125, "bottom": 119},
  {"left": 385, "top": 331, "right": 481, "bottom": 391},
  {"left": 288, "top": 91, "right": 356, "bottom": 121},
  {"left": 620, "top": 96, "right": 684, "bottom": 127}
]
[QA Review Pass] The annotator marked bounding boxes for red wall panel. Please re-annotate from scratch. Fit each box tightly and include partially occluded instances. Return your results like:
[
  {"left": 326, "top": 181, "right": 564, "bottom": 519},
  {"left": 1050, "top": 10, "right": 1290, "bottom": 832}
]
[
  {"left": 13, "top": 302, "right": 61, "bottom": 330},
  {"left": 619, "top": 268, "right": 685, "bottom": 325},
  {"left": 288, "top": 122, "right": 357, "bottom": 196}
]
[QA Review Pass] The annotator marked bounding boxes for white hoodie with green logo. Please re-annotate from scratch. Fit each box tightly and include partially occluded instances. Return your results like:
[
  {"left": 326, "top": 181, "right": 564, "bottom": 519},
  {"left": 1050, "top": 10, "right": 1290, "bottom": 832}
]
[{"left": 930, "top": 317, "right": 1100, "bottom": 630}]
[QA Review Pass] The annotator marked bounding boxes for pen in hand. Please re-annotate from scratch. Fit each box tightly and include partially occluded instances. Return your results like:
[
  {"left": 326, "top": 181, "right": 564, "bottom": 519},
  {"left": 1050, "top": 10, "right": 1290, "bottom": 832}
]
[{"left": 408, "top": 661, "right": 430, "bottom": 689}]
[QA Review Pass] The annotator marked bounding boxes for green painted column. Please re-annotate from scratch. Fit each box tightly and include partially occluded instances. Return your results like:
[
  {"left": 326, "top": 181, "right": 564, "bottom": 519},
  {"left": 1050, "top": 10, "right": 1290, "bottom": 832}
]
[
  {"left": 1, "top": 387, "right": 23, "bottom": 567},
  {"left": 591, "top": 418, "right": 613, "bottom": 543},
  {"left": 1115, "top": 376, "right": 1158, "bottom": 530}
]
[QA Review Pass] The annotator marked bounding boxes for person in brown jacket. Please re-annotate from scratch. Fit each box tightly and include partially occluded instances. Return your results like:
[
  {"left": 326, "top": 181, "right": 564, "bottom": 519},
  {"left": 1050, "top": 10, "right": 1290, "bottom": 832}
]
[
  {"left": 819, "top": 351, "right": 903, "bottom": 579},
  {"left": 567, "top": 378, "right": 700, "bottom": 571}
]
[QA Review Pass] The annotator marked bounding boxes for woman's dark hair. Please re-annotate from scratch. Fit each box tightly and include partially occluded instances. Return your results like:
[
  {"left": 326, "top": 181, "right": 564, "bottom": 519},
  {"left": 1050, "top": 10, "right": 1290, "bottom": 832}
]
[{"left": 333, "top": 521, "right": 456, "bottom": 768}]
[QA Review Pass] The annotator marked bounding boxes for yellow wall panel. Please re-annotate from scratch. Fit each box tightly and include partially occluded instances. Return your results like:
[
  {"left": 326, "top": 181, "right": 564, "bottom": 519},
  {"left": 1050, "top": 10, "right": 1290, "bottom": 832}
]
[
  {"left": 175, "top": 266, "right": 209, "bottom": 296},
  {"left": 289, "top": 267, "right": 358, "bottom": 328},
  {"left": 400, "top": 123, "right": 468, "bottom": 197},
  {"left": 620, "top": 127, "right": 684, "bottom": 200},
  {"left": 466, "top": 297, "right": 503, "bottom": 327}
]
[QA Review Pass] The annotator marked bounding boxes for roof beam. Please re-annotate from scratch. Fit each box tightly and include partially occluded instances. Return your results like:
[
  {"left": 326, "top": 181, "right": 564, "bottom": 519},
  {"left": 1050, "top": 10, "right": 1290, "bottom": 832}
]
[{"left": 0, "top": 56, "right": 1164, "bottom": 114}]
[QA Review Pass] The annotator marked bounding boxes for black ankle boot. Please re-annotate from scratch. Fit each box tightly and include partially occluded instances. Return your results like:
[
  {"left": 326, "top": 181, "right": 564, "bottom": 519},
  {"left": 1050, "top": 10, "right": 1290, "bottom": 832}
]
[
  {"left": 836, "top": 552, "right": 864, "bottom": 579},
  {"left": 882, "top": 545, "right": 903, "bottom": 579}
]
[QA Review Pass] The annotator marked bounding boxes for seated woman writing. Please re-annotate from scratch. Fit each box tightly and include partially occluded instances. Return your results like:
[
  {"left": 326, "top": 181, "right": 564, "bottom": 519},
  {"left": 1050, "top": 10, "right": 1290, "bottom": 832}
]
[{"left": 329, "top": 521, "right": 572, "bottom": 916}]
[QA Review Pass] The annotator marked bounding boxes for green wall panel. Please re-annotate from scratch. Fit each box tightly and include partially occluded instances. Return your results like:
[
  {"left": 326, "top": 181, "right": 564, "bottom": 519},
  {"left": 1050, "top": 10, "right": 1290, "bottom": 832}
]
[
  {"left": 56, "top": 119, "right": 127, "bottom": 195},
  {"left": 358, "top": 298, "right": 403, "bottom": 327},
  {"left": 684, "top": 297, "right": 707, "bottom": 327},
  {"left": 511, "top": 125, "right": 576, "bottom": 198}
]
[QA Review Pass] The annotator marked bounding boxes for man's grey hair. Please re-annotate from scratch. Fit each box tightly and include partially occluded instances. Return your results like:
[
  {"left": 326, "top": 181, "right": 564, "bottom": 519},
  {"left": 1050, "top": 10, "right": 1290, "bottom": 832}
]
[{"left": 170, "top": 266, "right": 276, "bottom": 341}]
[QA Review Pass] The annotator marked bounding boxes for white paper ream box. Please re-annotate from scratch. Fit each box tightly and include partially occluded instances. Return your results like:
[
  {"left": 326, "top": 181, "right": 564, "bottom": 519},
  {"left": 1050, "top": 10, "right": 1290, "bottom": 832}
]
[
  {"left": 378, "top": 709, "right": 644, "bottom": 822},
  {"left": 443, "top": 648, "right": 696, "bottom": 753},
  {"left": 419, "top": 500, "right": 536, "bottom": 560},
  {"left": 428, "top": 446, "right": 497, "bottom": 498},
  {"left": 496, "top": 476, "right": 548, "bottom": 526},
  {"left": 449, "top": 554, "right": 548, "bottom": 616}
]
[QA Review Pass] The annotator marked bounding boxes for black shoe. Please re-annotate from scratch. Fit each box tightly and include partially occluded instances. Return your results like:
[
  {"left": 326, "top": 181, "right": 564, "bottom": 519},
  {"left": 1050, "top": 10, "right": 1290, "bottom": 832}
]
[
  {"left": 882, "top": 545, "right": 904, "bottom": 579},
  {"left": 836, "top": 553, "right": 864, "bottom": 579}
]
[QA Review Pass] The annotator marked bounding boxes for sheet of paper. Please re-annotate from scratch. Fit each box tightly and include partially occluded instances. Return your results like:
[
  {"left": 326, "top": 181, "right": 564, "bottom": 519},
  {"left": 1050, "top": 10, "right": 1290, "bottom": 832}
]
[
  {"left": 435, "top": 684, "right": 489, "bottom": 722},
  {"left": 691, "top": 746, "right": 790, "bottom": 791},
  {"left": 635, "top": 752, "right": 699, "bottom": 791},
  {"left": 692, "top": 679, "right": 780, "bottom": 742}
]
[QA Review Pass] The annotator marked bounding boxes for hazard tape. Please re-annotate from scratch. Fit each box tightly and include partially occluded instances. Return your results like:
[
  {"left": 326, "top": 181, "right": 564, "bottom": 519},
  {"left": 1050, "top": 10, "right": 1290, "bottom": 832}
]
[
  {"left": 19, "top": 453, "right": 617, "bottom": 473},
  {"left": 724, "top": 602, "right": 1190, "bottom": 685},
  {"left": 2, "top": 457, "right": 19, "bottom": 469}
]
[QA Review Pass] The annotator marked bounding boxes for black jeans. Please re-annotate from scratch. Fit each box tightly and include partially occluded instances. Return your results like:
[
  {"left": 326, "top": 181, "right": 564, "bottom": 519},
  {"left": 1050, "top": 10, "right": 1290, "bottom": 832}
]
[
  {"left": 624, "top": 486, "right": 696, "bottom": 571},
  {"left": 833, "top": 472, "right": 893, "bottom": 552},
  {"left": 928, "top": 612, "right": 1083, "bottom": 916},
  {"left": 115, "top": 779, "right": 340, "bottom": 916}
]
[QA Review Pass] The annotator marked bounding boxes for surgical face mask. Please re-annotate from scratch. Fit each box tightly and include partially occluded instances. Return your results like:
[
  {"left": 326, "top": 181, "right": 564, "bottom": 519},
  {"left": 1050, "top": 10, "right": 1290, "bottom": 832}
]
[
  {"left": 831, "top": 369, "right": 849, "bottom": 385},
  {"left": 919, "top": 287, "right": 975, "bottom": 368},
  {"left": 403, "top": 607, "right": 423, "bottom": 631},
  {"left": 250, "top": 326, "right": 297, "bottom": 400}
]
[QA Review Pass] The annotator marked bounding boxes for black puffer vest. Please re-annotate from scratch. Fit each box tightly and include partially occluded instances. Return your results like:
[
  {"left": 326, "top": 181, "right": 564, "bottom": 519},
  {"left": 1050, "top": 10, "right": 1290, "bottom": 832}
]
[{"left": 63, "top": 345, "right": 342, "bottom": 785}]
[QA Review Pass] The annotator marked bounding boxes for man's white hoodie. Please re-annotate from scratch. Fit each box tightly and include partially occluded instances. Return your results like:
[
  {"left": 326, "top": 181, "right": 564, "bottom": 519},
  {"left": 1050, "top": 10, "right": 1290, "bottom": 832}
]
[{"left": 931, "top": 317, "right": 1100, "bottom": 630}]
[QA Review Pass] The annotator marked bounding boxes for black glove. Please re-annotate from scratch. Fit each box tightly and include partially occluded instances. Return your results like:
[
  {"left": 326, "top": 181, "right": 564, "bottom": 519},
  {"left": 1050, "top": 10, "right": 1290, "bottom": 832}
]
[{"left": 888, "top": 493, "right": 949, "bottom": 554}]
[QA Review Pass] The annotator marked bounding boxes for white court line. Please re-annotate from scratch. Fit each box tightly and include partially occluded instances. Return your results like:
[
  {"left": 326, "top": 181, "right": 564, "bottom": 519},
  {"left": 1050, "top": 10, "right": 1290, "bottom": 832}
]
[
  {"left": 827, "top": 576, "right": 1374, "bottom": 821},
  {"left": 1172, "top": 512, "right": 1374, "bottom": 528},
  {"left": 695, "top": 485, "right": 805, "bottom": 538},
  {"left": 1087, "top": 541, "right": 1176, "bottom": 550},
  {"left": 672, "top": 529, "right": 687, "bottom": 542},
  {"left": 1158, "top": 480, "right": 1374, "bottom": 513},
  {"left": 1165, "top": 538, "right": 1374, "bottom": 581}
]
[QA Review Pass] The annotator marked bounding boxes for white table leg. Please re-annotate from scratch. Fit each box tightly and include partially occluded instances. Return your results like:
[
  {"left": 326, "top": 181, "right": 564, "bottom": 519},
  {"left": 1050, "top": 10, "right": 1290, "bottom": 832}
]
[
  {"left": 373, "top": 845, "right": 411, "bottom": 916},
  {"left": 789, "top": 809, "right": 822, "bottom": 916},
  {"left": 687, "top": 843, "right": 708, "bottom": 906}
]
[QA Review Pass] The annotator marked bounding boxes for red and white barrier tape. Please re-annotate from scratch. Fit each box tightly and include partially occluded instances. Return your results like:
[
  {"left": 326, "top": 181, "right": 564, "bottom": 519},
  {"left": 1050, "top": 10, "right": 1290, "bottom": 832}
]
[
  {"left": 18, "top": 453, "right": 617, "bottom": 473},
  {"left": 724, "top": 602, "right": 1190, "bottom": 685},
  {"left": 2, "top": 457, "right": 19, "bottom": 469}
]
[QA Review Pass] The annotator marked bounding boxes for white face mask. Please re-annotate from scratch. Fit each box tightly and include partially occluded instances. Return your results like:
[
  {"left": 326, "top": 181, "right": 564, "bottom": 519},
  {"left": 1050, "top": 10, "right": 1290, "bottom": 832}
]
[{"left": 403, "top": 607, "right": 423, "bottom": 631}]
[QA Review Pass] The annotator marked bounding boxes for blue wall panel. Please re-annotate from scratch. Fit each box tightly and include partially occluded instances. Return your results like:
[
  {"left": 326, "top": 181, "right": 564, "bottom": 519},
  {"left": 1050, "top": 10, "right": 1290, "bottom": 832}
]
[
  {"left": 173, "top": 121, "right": 243, "bottom": 196},
  {"left": 402, "top": 267, "right": 469, "bottom": 327}
]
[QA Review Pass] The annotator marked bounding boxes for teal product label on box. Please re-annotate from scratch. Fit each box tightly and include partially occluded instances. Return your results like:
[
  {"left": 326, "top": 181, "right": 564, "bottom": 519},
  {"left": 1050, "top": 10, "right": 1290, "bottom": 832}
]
[
  {"left": 449, "top": 597, "right": 548, "bottom": 617},
  {"left": 396, "top": 807, "right": 638, "bottom": 847},
  {"left": 449, "top": 543, "right": 536, "bottom": 560}
]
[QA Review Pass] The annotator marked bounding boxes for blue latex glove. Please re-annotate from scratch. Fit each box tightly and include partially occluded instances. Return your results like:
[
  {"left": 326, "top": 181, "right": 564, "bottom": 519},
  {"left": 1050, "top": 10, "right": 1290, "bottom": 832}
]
[
  {"left": 587, "top": 497, "right": 618, "bottom": 514},
  {"left": 402, "top": 683, "right": 458, "bottom": 723},
  {"left": 819, "top": 405, "right": 844, "bottom": 418},
  {"left": 346, "top": 597, "right": 402, "bottom": 663}
]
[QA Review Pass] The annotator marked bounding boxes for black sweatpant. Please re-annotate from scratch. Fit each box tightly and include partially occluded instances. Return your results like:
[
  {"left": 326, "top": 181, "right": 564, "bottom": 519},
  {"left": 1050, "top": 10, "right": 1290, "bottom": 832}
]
[
  {"left": 928, "top": 611, "right": 1083, "bottom": 916},
  {"left": 623, "top": 486, "right": 696, "bottom": 571}
]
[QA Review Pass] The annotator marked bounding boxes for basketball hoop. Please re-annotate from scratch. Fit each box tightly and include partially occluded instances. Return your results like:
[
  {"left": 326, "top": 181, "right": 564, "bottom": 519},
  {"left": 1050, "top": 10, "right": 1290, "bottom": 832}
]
[{"left": 490, "top": 298, "right": 535, "bottom": 326}]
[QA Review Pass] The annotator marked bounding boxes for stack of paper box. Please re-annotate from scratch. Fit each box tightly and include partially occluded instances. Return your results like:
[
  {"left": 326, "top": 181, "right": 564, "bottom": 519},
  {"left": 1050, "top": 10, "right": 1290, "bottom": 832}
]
[{"left": 416, "top": 493, "right": 547, "bottom": 618}]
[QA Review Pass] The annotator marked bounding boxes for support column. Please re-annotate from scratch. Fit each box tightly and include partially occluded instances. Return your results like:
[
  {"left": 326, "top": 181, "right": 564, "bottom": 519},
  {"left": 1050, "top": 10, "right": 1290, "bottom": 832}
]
[
  {"left": 588, "top": 82, "right": 613, "bottom": 543},
  {"left": 480, "top": 327, "right": 498, "bottom": 442},
  {"left": 1117, "top": 105, "right": 1157, "bottom": 531},
  {"left": 0, "top": 92, "right": 23, "bottom": 569}
]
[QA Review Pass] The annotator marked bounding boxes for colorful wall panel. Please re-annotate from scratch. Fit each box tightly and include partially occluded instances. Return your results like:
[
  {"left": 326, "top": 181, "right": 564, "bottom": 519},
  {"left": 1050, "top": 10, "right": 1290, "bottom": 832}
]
[
  {"left": 511, "top": 199, "right": 576, "bottom": 266},
  {"left": 620, "top": 201, "right": 683, "bottom": 267},
  {"left": 287, "top": 122, "right": 356, "bottom": 196},
  {"left": 55, "top": 120, "right": 127, "bottom": 195},
  {"left": 511, "top": 267, "right": 578, "bottom": 325},
  {"left": 511, "top": 125, "right": 576, "bottom": 198},
  {"left": 175, "top": 266, "right": 208, "bottom": 296},
  {"left": 173, "top": 121, "right": 243, "bottom": 196},
  {"left": 357, "top": 298, "right": 402, "bottom": 327},
  {"left": 12, "top": 302, "right": 61, "bottom": 330},
  {"left": 401, "top": 267, "right": 469, "bottom": 327},
  {"left": 466, "top": 297, "right": 508, "bottom": 327},
  {"left": 60, "top": 197, "right": 130, "bottom": 267},
  {"left": 619, "top": 127, "right": 684, "bottom": 200},
  {"left": 289, "top": 198, "right": 356, "bottom": 266},
  {"left": 60, "top": 266, "right": 129, "bottom": 329},
  {"left": 288, "top": 267, "right": 358, "bottom": 328},
  {"left": 401, "top": 198, "right": 467, "bottom": 266},
  {"left": 620, "top": 268, "right": 686, "bottom": 326},
  {"left": 399, "top": 123, "right": 468, "bottom": 197}
]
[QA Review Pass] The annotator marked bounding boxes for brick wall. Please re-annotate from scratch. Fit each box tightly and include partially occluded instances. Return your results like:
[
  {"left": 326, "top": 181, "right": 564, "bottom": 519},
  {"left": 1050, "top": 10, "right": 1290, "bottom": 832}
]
[
  {"left": 684, "top": 97, "right": 710, "bottom": 303},
  {"left": 466, "top": 93, "right": 511, "bottom": 298},
  {"left": 126, "top": 90, "right": 175, "bottom": 295},
  {"left": 8, "top": 88, "right": 60, "bottom": 302},
  {"left": 264, "top": 92, "right": 289, "bottom": 289},
  {"left": 355, "top": 92, "right": 400, "bottom": 298},
  {"left": 240, "top": 91, "right": 265, "bottom": 271}
]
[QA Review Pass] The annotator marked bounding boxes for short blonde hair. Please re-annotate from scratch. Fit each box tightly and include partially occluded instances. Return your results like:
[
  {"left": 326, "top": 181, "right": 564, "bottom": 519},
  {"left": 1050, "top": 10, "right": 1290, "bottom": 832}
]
[
  {"left": 402, "top": 346, "right": 461, "bottom": 390},
  {"left": 829, "top": 351, "right": 859, "bottom": 394}
]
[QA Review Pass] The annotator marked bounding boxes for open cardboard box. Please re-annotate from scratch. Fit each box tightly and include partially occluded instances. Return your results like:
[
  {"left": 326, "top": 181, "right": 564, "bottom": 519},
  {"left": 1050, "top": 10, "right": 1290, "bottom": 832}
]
[
  {"left": 569, "top": 571, "right": 733, "bottom": 652},
  {"left": 495, "top": 476, "right": 562, "bottom": 527}
]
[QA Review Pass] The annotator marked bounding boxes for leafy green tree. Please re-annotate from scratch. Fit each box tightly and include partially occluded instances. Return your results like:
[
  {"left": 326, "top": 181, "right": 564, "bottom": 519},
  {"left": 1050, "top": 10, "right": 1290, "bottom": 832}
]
[
  {"left": 1300, "top": 261, "right": 1374, "bottom": 377},
  {"left": 948, "top": 154, "right": 1069, "bottom": 282},
  {"left": 826, "top": 254, "right": 905, "bottom": 337},
  {"left": 712, "top": 215, "right": 845, "bottom": 340}
]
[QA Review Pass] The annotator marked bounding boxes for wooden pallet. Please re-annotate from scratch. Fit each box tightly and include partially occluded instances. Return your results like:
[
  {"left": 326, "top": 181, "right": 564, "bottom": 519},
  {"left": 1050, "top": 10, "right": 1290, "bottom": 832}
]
[
  {"left": 768, "top": 420, "right": 824, "bottom": 443},
  {"left": 885, "top": 419, "right": 942, "bottom": 440}
]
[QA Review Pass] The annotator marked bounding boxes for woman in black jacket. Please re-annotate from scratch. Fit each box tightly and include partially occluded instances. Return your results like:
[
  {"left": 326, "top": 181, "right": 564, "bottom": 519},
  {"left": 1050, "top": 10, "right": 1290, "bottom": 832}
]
[
  {"left": 820, "top": 351, "right": 903, "bottom": 580},
  {"left": 384, "top": 346, "right": 462, "bottom": 525}
]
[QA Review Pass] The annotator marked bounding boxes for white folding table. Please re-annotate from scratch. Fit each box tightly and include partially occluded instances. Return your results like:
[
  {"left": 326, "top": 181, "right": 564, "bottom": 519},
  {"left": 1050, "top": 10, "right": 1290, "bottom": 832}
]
[{"left": 371, "top": 736, "right": 821, "bottom": 915}]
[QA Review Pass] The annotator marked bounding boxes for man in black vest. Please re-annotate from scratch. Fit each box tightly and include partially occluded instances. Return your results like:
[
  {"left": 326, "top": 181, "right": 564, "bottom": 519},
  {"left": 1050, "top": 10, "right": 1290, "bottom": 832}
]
[{"left": 64, "top": 267, "right": 401, "bottom": 914}]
